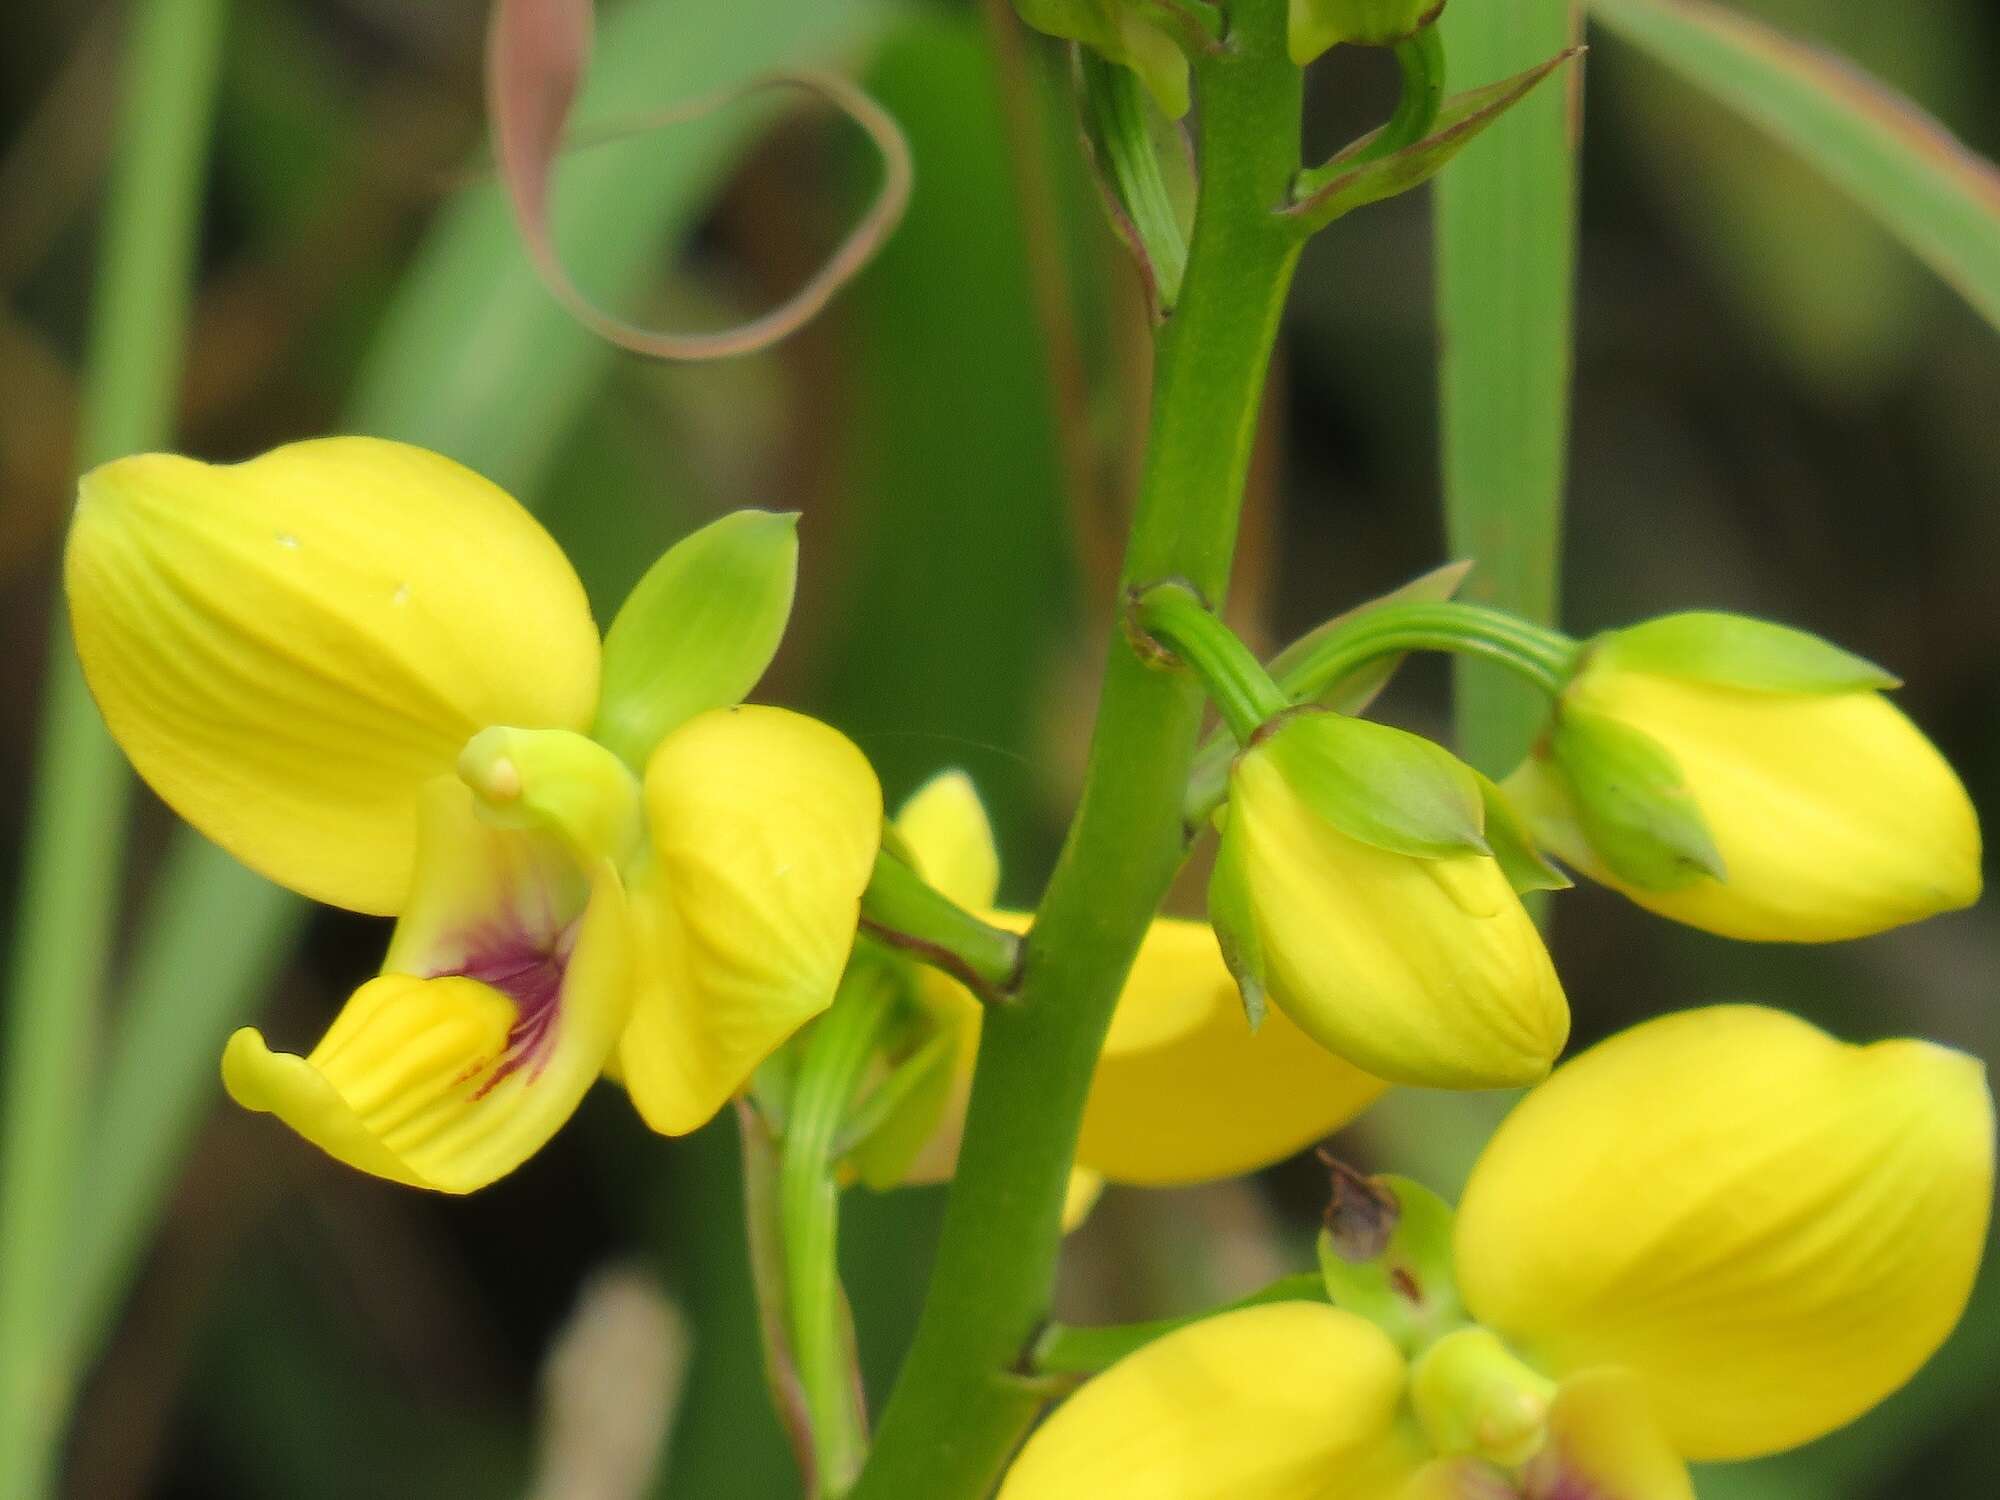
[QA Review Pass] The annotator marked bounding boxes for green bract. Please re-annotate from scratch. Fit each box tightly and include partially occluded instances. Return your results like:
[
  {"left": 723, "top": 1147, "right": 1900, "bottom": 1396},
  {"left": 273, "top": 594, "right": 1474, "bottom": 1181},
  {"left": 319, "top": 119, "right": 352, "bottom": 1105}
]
[
  {"left": 1256, "top": 710, "right": 1489, "bottom": 860},
  {"left": 1015, "top": 0, "right": 1191, "bottom": 117},
  {"left": 593, "top": 509, "right": 800, "bottom": 768},
  {"left": 1548, "top": 706, "right": 1726, "bottom": 892},
  {"left": 1316, "top": 1170, "right": 1463, "bottom": 1353},
  {"left": 1588, "top": 610, "right": 1900, "bottom": 695}
]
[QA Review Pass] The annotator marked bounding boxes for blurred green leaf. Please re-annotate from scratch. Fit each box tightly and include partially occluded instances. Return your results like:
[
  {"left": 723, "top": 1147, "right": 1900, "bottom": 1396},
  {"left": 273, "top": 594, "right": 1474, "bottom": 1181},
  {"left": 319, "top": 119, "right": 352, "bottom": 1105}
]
[
  {"left": 1591, "top": 0, "right": 2000, "bottom": 341},
  {"left": 1433, "top": 0, "right": 1580, "bottom": 778},
  {"left": 811, "top": 11, "right": 1081, "bottom": 860}
]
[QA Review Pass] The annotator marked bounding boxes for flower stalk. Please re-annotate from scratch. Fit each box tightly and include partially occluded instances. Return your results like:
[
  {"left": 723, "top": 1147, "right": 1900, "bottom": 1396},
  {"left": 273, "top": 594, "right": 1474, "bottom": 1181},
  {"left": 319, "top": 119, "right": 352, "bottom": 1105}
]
[
  {"left": 1131, "top": 580, "right": 1291, "bottom": 744},
  {"left": 778, "top": 963, "right": 898, "bottom": 1497},
  {"left": 857, "top": 848, "right": 1024, "bottom": 1001},
  {"left": 848, "top": 3, "right": 1310, "bottom": 1494}
]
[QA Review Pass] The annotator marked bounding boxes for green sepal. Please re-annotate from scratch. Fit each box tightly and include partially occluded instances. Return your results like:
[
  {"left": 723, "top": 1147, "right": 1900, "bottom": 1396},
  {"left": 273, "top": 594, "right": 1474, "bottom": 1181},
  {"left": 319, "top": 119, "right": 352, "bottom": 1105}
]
[
  {"left": 1316, "top": 1165, "right": 1464, "bottom": 1354},
  {"left": 1474, "top": 771, "right": 1572, "bottom": 895},
  {"left": 1260, "top": 711, "right": 1489, "bottom": 860},
  {"left": 1290, "top": 0, "right": 1443, "bottom": 64},
  {"left": 1017, "top": 0, "right": 1191, "bottom": 118},
  {"left": 1207, "top": 807, "right": 1268, "bottom": 1030},
  {"left": 1592, "top": 611, "right": 1900, "bottom": 695},
  {"left": 1076, "top": 47, "right": 1195, "bottom": 317},
  {"left": 593, "top": 510, "right": 800, "bottom": 769},
  {"left": 1287, "top": 50, "right": 1578, "bottom": 232},
  {"left": 1549, "top": 707, "right": 1726, "bottom": 891}
]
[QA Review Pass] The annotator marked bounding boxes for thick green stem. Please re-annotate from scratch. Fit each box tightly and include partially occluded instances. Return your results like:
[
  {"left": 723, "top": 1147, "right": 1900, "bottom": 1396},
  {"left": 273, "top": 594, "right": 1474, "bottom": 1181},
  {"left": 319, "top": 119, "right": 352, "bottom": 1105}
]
[
  {"left": 1131, "top": 581, "right": 1290, "bottom": 744},
  {"left": 848, "top": 6, "right": 1306, "bottom": 1496},
  {"left": 0, "top": 2, "right": 227, "bottom": 1493},
  {"left": 859, "top": 849, "right": 1023, "bottom": 1001},
  {"left": 781, "top": 965, "right": 897, "bottom": 1497}
]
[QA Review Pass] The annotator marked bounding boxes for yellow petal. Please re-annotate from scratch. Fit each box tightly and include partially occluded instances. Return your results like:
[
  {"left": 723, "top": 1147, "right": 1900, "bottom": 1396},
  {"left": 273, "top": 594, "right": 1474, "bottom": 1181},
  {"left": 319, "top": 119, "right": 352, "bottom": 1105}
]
[
  {"left": 998, "top": 1302, "right": 1419, "bottom": 1500},
  {"left": 1061, "top": 1166, "right": 1105, "bottom": 1232},
  {"left": 617, "top": 707, "right": 882, "bottom": 1134},
  {"left": 1455, "top": 1005, "right": 1994, "bottom": 1461},
  {"left": 895, "top": 769, "right": 1002, "bottom": 911},
  {"left": 222, "top": 829, "right": 631, "bottom": 1193},
  {"left": 67, "top": 439, "right": 600, "bottom": 914},
  {"left": 1563, "top": 668, "right": 1980, "bottom": 940},
  {"left": 1228, "top": 752, "right": 1569, "bottom": 1089},
  {"left": 1519, "top": 1371, "right": 1694, "bottom": 1500},
  {"left": 1076, "top": 917, "right": 1388, "bottom": 1184}
]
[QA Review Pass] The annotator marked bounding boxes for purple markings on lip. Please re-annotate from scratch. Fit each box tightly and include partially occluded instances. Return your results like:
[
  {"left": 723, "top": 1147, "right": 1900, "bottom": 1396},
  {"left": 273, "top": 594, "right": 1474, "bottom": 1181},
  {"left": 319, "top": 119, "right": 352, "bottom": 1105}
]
[{"left": 437, "top": 921, "right": 579, "bottom": 1096}]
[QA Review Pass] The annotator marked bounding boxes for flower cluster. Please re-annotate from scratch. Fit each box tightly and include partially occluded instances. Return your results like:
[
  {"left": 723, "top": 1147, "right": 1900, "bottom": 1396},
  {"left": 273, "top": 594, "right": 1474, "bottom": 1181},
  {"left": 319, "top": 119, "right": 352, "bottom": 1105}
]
[{"left": 65, "top": 435, "right": 1993, "bottom": 1495}]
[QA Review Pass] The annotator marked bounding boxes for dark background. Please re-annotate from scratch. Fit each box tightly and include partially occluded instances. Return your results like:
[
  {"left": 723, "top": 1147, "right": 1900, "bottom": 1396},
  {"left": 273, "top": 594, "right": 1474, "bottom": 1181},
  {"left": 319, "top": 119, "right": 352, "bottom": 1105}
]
[{"left": 3, "top": 1, "right": 1995, "bottom": 1495}]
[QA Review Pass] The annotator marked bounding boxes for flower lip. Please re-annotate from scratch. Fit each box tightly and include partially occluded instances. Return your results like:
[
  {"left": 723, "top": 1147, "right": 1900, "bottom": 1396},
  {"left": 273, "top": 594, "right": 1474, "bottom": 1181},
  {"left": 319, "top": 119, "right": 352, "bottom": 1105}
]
[{"left": 438, "top": 918, "right": 581, "bottom": 1097}]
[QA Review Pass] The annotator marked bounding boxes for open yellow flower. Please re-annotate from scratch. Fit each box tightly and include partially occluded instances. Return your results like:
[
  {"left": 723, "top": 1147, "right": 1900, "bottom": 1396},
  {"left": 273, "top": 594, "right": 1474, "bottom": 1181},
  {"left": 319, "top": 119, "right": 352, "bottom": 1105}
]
[
  {"left": 69, "top": 437, "right": 880, "bottom": 1190},
  {"left": 1215, "top": 712, "right": 1568, "bottom": 1090},
  {"left": 1000, "top": 1005, "right": 1992, "bottom": 1497},
  {"left": 848, "top": 771, "right": 1385, "bottom": 1204},
  {"left": 1507, "top": 611, "right": 1982, "bottom": 942}
]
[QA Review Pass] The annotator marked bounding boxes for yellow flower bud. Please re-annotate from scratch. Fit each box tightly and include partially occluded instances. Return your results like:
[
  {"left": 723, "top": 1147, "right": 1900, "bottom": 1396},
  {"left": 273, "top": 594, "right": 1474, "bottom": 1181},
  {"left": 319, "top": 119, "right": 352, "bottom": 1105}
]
[
  {"left": 66, "top": 438, "right": 601, "bottom": 914},
  {"left": 1454, "top": 1005, "right": 1994, "bottom": 1460},
  {"left": 1516, "top": 615, "right": 1981, "bottom": 941},
  {"left": 998, "top": 1302, "right": 1421, "bottom": 1500},
  {"left": 1220, "top": 717, "right": 1568, "bottom": 1089}
]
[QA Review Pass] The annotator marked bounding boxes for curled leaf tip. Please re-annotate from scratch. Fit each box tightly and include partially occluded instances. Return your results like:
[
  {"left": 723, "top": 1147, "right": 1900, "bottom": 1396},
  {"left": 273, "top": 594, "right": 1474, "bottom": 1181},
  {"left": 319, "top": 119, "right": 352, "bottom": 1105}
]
[{"left": 487, "top": 0, "right": 912, "bottom": 361}]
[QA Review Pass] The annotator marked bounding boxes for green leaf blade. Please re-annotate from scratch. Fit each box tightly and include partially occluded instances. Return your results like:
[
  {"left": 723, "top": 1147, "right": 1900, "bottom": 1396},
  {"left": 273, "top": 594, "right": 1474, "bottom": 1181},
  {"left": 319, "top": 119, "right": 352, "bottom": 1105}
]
[{"left": 1589, "top": 0, "right": 2000, "bottom": 334}]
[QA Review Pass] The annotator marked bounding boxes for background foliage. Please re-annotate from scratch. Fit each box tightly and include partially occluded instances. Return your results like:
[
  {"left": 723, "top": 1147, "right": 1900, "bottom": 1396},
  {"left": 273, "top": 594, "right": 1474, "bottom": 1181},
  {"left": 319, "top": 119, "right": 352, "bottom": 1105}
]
[{"left": 1, "top": 0, "right": 1995, "bottom": 1495}]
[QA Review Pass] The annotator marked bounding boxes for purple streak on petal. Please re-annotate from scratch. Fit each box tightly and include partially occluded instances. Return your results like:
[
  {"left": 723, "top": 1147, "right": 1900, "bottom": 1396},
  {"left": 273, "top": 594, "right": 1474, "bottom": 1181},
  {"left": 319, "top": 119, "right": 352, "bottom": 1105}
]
[{"left": 434, "top": 915, "right": 581, "bottom": 1096}]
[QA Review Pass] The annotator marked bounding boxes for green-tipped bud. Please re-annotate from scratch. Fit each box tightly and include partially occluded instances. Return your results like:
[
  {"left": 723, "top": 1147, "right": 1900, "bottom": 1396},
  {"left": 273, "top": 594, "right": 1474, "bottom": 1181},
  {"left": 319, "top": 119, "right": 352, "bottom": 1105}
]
[
  {"left": 593, "top": 510, "right": 799, "bottom": 769},
  {"left": 1508, "top": 610, "right": 1980, "bottom": 942},
  {"left": 1214, "top": 711, "right": 1568, "bottom": 1090}
]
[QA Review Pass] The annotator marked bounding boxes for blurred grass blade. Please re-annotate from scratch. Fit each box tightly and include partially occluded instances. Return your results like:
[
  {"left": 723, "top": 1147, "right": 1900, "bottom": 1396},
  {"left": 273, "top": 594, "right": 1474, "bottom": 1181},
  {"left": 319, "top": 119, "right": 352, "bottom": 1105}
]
[
  {"left": 0, "top": 0, "right": 229, "bottom": 1493},
  {"left": 1590, "top": 0, "right": 2000, "bottom": 334},
  {"left": 67, "top": 0, "right": 886, "bottom": 1398},
  {"left": 1433, "top": 0, "right": 1582, "bottom": 777}
]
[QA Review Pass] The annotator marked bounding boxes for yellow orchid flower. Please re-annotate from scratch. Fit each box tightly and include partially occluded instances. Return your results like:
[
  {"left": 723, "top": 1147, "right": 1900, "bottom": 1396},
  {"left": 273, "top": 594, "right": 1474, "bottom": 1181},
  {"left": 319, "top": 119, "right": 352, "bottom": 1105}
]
[
  {"left": 1507, "top": 611, "right": 1981, "bottom": 942},
  {"left": 999, "top": 1004, "right": 1993, "bottom": 1498},
  {"left": 847, "top": 771, "right": 1385, "bottom": 1205},
  {"left": 1214, "top": 711, "right": 1569, "bottom": 1090},
  {"left": 68, "top": 437, "right": 881, "bottom": 1190}
]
